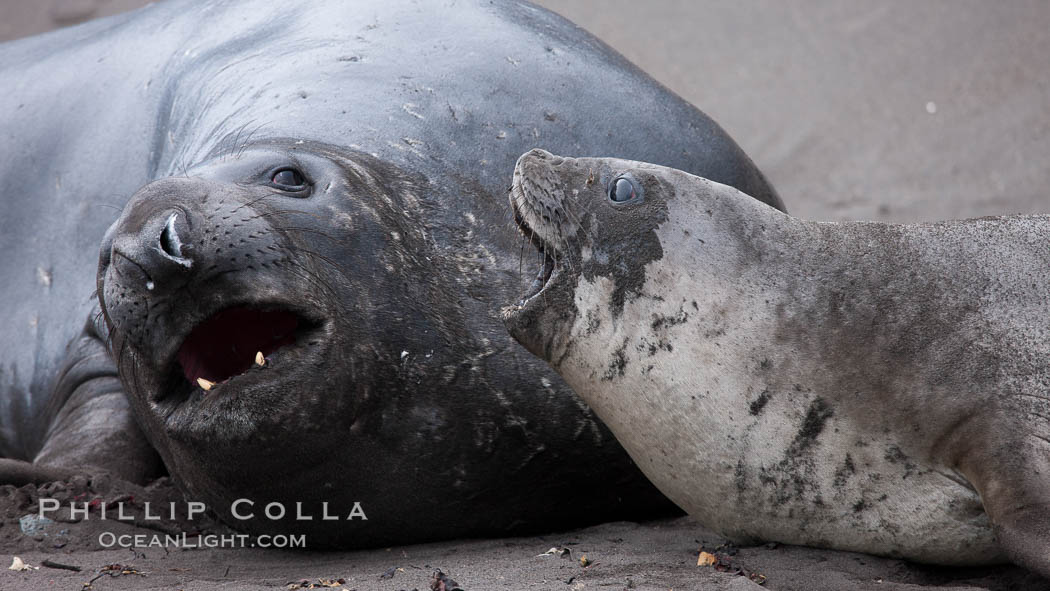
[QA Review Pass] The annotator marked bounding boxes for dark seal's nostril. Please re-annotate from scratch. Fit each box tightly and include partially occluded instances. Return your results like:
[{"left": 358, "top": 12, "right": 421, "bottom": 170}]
[{"left": 160, "top": 213, "right": 184, "bottom": 259}]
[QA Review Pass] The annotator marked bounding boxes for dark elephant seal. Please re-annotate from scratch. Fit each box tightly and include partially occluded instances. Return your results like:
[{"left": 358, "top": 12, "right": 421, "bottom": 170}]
[
  {"left": 0, "top": 1, "right": 782, "bottom": 546},
  {"left": 503, "top": 149, "right": 1050, "bottom": 576}
]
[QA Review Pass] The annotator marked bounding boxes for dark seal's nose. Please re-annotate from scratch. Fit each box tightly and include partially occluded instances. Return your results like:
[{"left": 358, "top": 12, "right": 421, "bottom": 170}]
[
  {"left": 98, "top": 174, "right": 296, "bottom": 367},
  {"left": 107, "top": 209, "right": 195, "bottom": 293}
]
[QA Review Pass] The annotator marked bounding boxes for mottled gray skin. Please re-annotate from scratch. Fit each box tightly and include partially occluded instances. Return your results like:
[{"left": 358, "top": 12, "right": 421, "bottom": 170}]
[
  {"left": 0, "top": 1, "right": 782, "bottom": 546},
  {"left": 503, "top": 149, "right": 1050, "bottom": 576}
]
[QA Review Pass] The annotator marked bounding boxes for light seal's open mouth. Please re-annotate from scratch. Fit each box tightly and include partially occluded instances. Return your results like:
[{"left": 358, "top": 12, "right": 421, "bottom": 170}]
[
  {"left": 513, "top": 208, "right": 558, "bottom": 306},
  {"left": 522, "top": 249, "right": 555, "bottom": 303}
]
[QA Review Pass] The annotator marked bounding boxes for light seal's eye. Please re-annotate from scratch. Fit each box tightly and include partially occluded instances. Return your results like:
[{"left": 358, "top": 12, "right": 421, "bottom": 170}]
[
  {"left": 609, "top": 174, "right": 642, "bottom": 204},
  {"left": 271, "top": 168, "right": 306, "bottom": 189}
]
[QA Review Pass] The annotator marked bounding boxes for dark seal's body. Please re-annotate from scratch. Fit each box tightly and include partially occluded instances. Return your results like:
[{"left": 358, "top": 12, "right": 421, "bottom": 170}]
[
  {"left": 504, "top": 149, "right": 1050, "bottom": 577},
  {"left": 0, "top": 0, "right": 780, "bottom": 545}
]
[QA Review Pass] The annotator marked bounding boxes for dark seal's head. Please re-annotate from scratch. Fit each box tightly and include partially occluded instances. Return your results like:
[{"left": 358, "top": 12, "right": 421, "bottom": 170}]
[
  {"left": 502, "top": 149, "right": 680, "bottom": 362},
  {"left": 96, "top": 139, "right": 459, "bottom": 545}
]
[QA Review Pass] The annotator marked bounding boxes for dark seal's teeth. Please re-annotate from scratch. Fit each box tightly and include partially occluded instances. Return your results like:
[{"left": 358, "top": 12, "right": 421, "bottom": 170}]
[{"left": 176, "top": 306, "right": 301, "bottom": 389}]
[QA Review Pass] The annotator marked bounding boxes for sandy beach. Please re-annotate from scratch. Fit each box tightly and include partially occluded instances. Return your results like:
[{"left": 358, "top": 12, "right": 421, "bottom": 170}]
[{"left": 3, "top": 474, "right": 1047, "bottom": 590}]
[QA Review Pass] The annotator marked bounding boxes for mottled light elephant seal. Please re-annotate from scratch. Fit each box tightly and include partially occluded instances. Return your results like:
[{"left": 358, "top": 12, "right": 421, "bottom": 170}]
[
  {"left": 503, "top": 148, "right": 1050, "bottom": 577},
  {"left": 0, "top": 0, "right": 783, "bottom": 546}
]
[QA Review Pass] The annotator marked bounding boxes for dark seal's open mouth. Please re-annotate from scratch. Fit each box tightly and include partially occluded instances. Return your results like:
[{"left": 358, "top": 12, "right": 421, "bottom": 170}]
[
  {"left": 157, "top": 304, "right": 324, "bottom": 403},
  {"left": 177, "top": 307, "right": 311, "bottom": 388}
]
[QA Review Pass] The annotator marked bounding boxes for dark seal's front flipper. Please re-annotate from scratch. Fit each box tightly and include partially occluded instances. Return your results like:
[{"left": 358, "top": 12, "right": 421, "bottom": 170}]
[
  {"left": 27, "top": 308, "right": 162, "bottom": 485},
  {"left": 0, "top": 459, "right": 74, "bottom": 486}
]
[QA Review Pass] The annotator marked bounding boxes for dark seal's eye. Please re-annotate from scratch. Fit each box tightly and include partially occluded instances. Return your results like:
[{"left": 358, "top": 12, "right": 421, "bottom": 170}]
[
  {"left": 609, "top": 174, "right": 642, "bottom": 204},
  {"left": 271, "top": 168, "right": 306, "bottom": 189}
]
